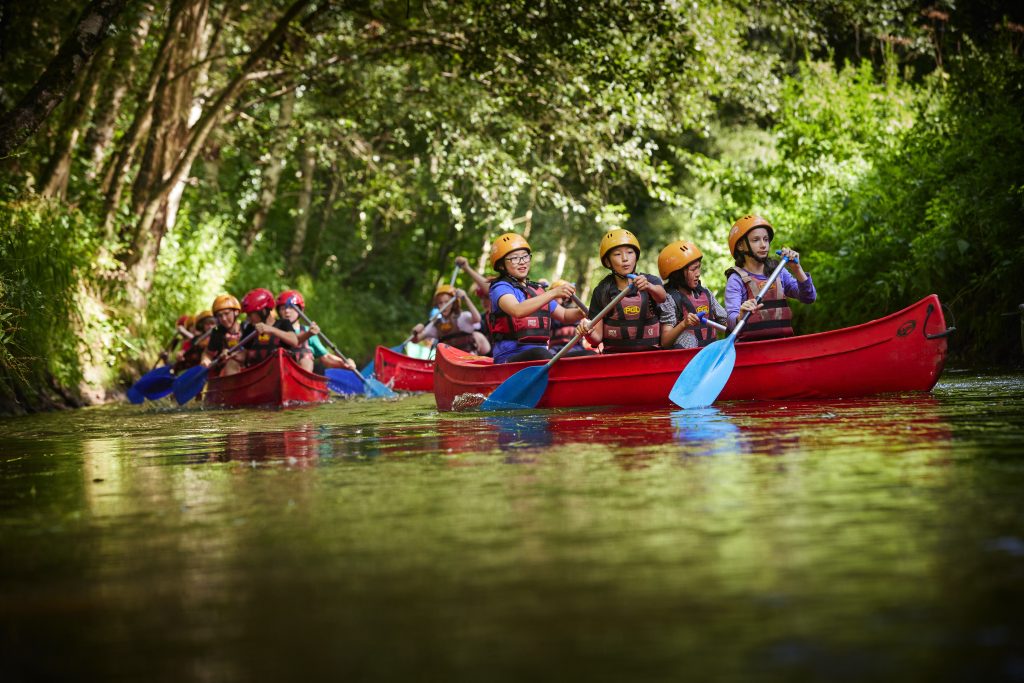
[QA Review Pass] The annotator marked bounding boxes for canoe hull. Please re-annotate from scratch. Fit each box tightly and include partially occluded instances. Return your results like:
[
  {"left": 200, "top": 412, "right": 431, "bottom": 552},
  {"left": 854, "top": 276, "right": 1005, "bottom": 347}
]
[
  {"left": 205, "top": 349, "right": 330, "bottom": 407},
  {"left": 374, "top": 344, "right": 434, "bottom": 392},
  {"left": 434, "top": 294, "right": 951, "bottom": 411}
]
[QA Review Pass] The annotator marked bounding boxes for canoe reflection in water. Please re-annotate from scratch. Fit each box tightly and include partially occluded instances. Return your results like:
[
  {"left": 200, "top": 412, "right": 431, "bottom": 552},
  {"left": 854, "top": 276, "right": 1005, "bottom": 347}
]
[{"left": 219, "top": 426, "right": 324, "bottom": 465}]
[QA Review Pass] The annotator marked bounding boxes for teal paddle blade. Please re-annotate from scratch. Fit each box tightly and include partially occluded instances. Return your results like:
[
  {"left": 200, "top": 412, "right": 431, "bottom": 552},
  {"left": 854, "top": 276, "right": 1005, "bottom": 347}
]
[
  {"left": 362, "top": 375, "right": 396, "bottom": 399},
  {"left": 360, "top": 360, "right": 375, "bottom": 378},
  {"left": 479, "top": 365, "right": 550, "bottom": 411},
  {"left": 669, "top": 337, "right": 738, "bottom": 409},
  {"left": 172, "top": 365, "right": 210, "bottom": 405},
  {"left": 325, "top": 368, "right": 364, "bottom": 395}
]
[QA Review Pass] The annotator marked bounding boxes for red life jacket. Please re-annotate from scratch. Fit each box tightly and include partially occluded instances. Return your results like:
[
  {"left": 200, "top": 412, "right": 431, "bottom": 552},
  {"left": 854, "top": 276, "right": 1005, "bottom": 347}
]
[
  {"left": 243, "top": 322, "right": 284, "bottom": 366},
  {"left": 173, "top": 335, "right": 208, "bottom": 373},
  {"left": 284, "top": 322, "right": 313, "bottom": 363},
  {"left": 549, "top": 321, "right": 577, "bottom": 349},
  {"left": 488, "top": 277, "right": 552, "bottom": 344},
  {"left": 669, "top": 286, "right": 717, "bottom": 348},
  {"left": 726, "top": 267, "right": 793, "bottom": 340},
  {"left": 435, "top": 317, "right": 478, "bottom": 352},
  {"left": 594, "top": 276, "right": 660, "bottom": 352}
]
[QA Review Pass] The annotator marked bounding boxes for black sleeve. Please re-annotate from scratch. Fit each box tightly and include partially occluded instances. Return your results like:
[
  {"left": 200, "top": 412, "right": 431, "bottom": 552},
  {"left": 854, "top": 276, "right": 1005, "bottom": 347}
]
[
  {"left": 273, "top": 319, "right": 295, "bottom": 333},
  {"left": 588, "top": 281, "right": 605, "bottom": 317}
]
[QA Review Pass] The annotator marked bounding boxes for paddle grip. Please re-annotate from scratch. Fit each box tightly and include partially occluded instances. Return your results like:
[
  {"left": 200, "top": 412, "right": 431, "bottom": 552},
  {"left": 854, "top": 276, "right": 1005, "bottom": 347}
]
[
  {"left": 697, "top": 312, "right": 727, "bottom": 333},
  {"left": 731, "top": 256, "right": 790, "bottom": 339},
  {"left": 548, "top": 274, "right": 635, "bottom": 367},
  {"left": 774, "top": 249, "right": 799, "bottom": 264}
]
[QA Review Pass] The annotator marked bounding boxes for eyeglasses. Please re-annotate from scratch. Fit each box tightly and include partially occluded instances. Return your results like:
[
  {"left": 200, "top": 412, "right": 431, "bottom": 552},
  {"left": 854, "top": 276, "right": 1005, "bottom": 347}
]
[{"left": 505, "top": 254, "right": 531, "bottom": 265}]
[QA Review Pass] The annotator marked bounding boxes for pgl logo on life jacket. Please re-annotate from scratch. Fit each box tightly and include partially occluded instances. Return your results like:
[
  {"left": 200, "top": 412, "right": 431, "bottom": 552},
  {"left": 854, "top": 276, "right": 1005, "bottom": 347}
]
[
  {"left": 259, "top": 334, "right": 271, "bottom": 342},
  {"left": 525, "top": 319, "right": 539, "bottom": 328},
  {"left": 622, "top": 305, "right": 641, "bottom": 315}
]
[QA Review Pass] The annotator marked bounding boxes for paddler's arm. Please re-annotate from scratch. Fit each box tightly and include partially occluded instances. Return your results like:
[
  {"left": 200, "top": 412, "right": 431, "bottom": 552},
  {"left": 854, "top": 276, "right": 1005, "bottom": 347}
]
[
  {"left": 255, "top": 321, "right": 299, "bottom": 348},
  {"left": 458, "top": 288, "right": 482, "bottom": 325},
  {"left": 455, "top": 256, "right": 490, "bottom": 292},
  {"left": 496, "top": 286, "right": 565, "bottom": 319}
]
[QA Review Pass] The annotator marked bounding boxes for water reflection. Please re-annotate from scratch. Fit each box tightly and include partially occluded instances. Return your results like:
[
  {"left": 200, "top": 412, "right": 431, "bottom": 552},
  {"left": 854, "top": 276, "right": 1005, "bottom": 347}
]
[{"left": 671, "top": 407, "right": 743, "bottom": 456}]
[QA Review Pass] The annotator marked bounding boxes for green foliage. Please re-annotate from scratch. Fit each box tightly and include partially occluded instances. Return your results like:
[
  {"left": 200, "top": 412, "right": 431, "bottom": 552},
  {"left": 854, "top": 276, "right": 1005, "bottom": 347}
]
[{"left": 0, "top": 196, "right": 98, "bottom": 407}]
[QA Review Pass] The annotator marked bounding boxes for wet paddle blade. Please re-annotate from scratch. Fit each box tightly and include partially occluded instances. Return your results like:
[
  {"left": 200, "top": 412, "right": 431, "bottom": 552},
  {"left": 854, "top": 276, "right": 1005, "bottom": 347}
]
[
  {"left": 172, "top": 365, "right": 210, "bottom": 405},
  {"left": 479, "top": 365, "right": 550, "bottom": 411},
  {"left": 669, "top": 338, "right": 738, "bottom": 409},
  {"left": 325, "top": 368, "right": 364, "bottom": 395},
  {"left": 362, "top": 375, "right": 396, "bottom": 399},
  {"left": 127, "top": 366, "right": 174, "bottom": 403}
]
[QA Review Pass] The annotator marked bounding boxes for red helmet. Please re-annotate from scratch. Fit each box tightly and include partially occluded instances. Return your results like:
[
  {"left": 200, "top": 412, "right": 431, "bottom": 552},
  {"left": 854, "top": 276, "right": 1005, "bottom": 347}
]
[
  {"left": 277, "top": 289, "right": 305, "bottom": 310},
  {"left": 242, "top": 288, "right": 275, "bottom": 313},
  {"left": 175, "top": 314, "right": 194, "bottom": 328}
]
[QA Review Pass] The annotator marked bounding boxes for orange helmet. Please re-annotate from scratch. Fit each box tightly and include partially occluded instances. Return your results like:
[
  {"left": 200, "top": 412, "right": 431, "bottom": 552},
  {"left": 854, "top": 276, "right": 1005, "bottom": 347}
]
[
  {"left": 433, "top": 284, "right": 456, "bottom": 303},
  {"left": 599, "top": 229, "right": 641, "bottom": 267},
  {"left": 175, "top": 314, "right": 194, "bottom": 329},
  {"left": 212, "top": 294, "right": 241, "bottom": 314},
  {"left": 195, "top": 310, "right": 215, "bottom": 325},
  {"left": 657, "top": 241, "right": 704, "bottom": 280},
  {"left": 490, "top": 233, "right": 531, "bottom": 270},
  {"left": 728, "top": 214, "right": 774, "bottom": 257}
]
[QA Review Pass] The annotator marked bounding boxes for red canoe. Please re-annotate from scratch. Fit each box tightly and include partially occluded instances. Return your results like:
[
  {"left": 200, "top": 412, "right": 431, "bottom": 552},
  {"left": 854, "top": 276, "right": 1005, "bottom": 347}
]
[
  {"left": 374, "top": 344, "right": 434, "bottom": 392},
  {"left": 434, "top": 294, "right": 953, "bottom": 411},
  {"left": 205, "top": 349, "right": 330, "bottom": 407}
]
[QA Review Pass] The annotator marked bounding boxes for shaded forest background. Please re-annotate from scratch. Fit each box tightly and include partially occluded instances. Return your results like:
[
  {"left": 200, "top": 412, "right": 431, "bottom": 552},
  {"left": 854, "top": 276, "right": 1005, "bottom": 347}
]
[{"left": 0, "top": 0, "right": 1021, "bottom": 413}]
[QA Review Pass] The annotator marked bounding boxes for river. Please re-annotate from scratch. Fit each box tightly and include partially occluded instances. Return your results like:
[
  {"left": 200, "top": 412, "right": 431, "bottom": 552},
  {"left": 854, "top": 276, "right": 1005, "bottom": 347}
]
[{"left": 2, "top": 370, "right": 1023, "bottom": 681}]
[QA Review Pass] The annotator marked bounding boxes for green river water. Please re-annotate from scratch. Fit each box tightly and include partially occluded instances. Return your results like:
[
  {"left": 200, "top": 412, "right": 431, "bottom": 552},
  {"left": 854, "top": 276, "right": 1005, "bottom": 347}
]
[{"left": 2, "top": 370, "right": 1023, "bottom": 682}]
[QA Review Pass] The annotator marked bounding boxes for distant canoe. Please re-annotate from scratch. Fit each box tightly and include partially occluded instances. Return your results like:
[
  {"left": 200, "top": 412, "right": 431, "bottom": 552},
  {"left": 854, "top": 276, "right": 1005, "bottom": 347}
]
[
  {"left": 205, "top": 349, "right": 329, "bottom": 407},
  {"left": 434, "top": 294, "right": 952, "bottom": 411},
  {"left": 374, "top": 344, "right": 434, "bottom": 392}
]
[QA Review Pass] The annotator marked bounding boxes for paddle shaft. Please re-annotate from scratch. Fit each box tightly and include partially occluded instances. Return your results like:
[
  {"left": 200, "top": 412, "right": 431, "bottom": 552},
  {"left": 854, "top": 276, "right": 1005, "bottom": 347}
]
[
  {"left": 570, "top": 293, "right": 590, "bottom": 316},
  {"left": 697, "top": 312, "right": 727, "bottom": 333},
  {"left": 288, "top": 305, "right": 374, "bottom": 383},
  {"left": 213, "top": 329, "right": 258, "bottom": 365},
  {"left": 729, "top": 257, "right": 790, "bottom": 339},
  {"left": 547, "top": 275, "right": 636, "bottom": 367}
]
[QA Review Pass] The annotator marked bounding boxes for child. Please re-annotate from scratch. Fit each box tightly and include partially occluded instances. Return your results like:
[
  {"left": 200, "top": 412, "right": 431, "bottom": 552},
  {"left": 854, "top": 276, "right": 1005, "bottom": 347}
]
[
  {"left": 546, "top": 280, "right": 592, "bottom": 355},
  {"left": 487, "top": 233, "right": 587, "bottom": 363},
  {"left": 411, "top": 284, "right": 491, "bottom": 355},
  {"left": 276, "top": 289, "right": 357, "bottom": 372},
  {"left": 724, "top": 214, "right": 815, "bottom": 340},
  {"left": 240, "top": 287, "right": 298, "bottom": 367},
  {"left": 159, "top": 314, "right": 195, "bottom": 366},
  {"left": 172, "top": 309, "right": 217, "bottom": 373},
  {"left": 454, "top": 255, "right": 497, "bottom": 315},
  {"left": 658, "top": 240, "right": 728, "bottom": 349},
  {"left": 203, "top": 294, "right": 245, "bottom": 376},
  {"left": 579, "top": 229, "right": 673, "bottom": 352}
]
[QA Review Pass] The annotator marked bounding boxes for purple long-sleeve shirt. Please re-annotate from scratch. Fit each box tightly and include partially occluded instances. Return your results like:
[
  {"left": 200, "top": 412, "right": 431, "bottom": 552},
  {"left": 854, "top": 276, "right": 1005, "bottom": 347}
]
[{"left": 724, "top": 268, "right": 816, "bottom": 329}]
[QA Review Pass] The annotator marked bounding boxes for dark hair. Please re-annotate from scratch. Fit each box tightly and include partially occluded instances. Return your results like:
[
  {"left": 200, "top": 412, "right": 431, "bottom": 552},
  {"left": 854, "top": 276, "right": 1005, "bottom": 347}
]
[{"left": 667, "top": 269, "right": 691, "bottom": 293}]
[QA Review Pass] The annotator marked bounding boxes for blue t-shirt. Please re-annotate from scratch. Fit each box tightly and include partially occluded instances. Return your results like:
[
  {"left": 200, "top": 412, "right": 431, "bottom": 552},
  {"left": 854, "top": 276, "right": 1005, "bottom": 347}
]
[{"left": 489, "top": 280, "right": 557, "bottom": 363}]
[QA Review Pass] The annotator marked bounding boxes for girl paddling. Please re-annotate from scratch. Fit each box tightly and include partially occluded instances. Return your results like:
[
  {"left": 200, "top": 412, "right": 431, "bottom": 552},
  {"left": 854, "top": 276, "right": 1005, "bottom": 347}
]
[
  {"left": 203, "top": 294, "right": 246, "bottom": 376},
  {"left": 487, "top": 233, "right": 587, "bottom": 364},
  {"left": 241, "top": 288, "right": 298, "bottom": 367},
  {"left": 412, "top": 284, "right": 491, "bottom": 355},
  {"left": 276, "top": 290, "right": 357, "bottom": 372},
  {"left": 579, "top": 229, "right": 673, "bottom": 352},
  {"left": 724, "top": 215, "right": 816, "bottom": 340},
  {"left": 658, "top": 240, "right": 728, "bottom": 349}
]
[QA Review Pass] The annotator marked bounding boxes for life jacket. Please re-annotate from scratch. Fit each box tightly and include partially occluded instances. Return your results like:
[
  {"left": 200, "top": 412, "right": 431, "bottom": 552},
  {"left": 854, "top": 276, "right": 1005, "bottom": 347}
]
[
  {"left": 173, "top": 335, "right": 210, "bottom": 373},
  {"left": 243, "top": 322, "right": 282, "bottom": 366},
  {"left": 282, "top": 322, "right": 313, "bottom": 363},
  {"left": 549, "top": 321, "right": 578, "bottom": 349},
  {"left": 487, "top": 276, "right": 552, "bottom": 344},
  {"left": 208, "top": 325, "right": 243, "bottom": 358},
  {"left": 669, "top": 286, "right": 717, "bottom": 348},
  {"left": 726, "top": 267, "right": 793, "bottom": 340},
  {"left": 594, "top": 276, "right": 660, "bottom": 352},
  {"left": 434, "top": 316, "right": 478, "bottom": 352}
]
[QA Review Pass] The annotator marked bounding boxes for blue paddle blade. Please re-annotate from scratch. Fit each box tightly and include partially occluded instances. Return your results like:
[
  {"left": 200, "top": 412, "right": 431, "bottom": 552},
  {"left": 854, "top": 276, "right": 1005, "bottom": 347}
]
[
  {"left": 669, "top": 337, "right": 738, "bottom": 409},
  {"left": 360, "top": 361, "right": 375, "bottom": 378},
  {"left": 362, "top": 376, "right": 396, "bottom": 399},
  {"left": 324, "top": 368, "right": 364, "bottom": 395},
  {"left": 127, "top": 366, "right": 174, "bottom": 403},
  {"left": 172, "top": 365, "right": 210, "bottom": 405},
  {"left": 479, "top": 365, "right": 550, "bottom": 411}
]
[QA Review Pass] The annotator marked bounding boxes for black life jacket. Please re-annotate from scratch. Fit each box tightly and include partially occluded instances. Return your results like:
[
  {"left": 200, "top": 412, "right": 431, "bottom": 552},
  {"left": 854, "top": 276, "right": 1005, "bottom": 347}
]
[
  {"left": 487, "top": 276, "right": 552, "bottom": 344},
  {"left": 594, "top": 275, "right": 660, "bottom": 352},
  {"left": 725, "top": 267, "right": 793, "bottom": 341},
  {"left": 669, "top": 286, "right": 717, "bottom": 348},
  {"left": 243, "top": 322, "right": 283, "bottom": 366}
]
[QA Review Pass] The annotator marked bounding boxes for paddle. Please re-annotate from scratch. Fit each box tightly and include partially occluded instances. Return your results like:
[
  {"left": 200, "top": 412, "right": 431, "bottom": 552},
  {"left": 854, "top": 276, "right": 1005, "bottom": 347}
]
[
  {"left": 669, "top": 254, "right": 791, "bottom": 409},
  {"left": 324, "top": 368, "right": 364, "bottom": 395},
  {"left": 479, "top": 274, "right": 636, "bottom": 411},
  {"left": 287, "top": 302, "right": 396, "bottom": 399},
  {"left": 129, "top": 327, "right": 218, "bottom": 403},
  {"left": 697, "top": 312, "right": 727, "bottom": 333},
  {"left": 570, "top": 293, "right": 590, "bottom": 316},
  {"left": 363, "top": 262, "right": 462, "bottom": 376},
  {"left": 172, "top": 329, "right": 257, "bottom": 405}
]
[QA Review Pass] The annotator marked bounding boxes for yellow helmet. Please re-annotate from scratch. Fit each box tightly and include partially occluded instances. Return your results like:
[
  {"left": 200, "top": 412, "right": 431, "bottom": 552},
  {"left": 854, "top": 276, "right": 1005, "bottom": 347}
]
[
  {"left": 433, "top": 283, "right": 456, "bottom": 303},
  {"left": 657, "top": 241, "right": 704, "bottom": 280},
  {"left": 728, "top": 214, "right": 774, "bottom": 257},
  {"left": 195, "top": 309, "right": 215, "bottom": 324},
  {"left": 490, "top": 232, "right": 531, "bottom": 270},
  {"left": 211, "top": 294, "right": 241, "bottom": 314},
  {"left": 599, "top": 228, "right": 641, "bottom": 267}
]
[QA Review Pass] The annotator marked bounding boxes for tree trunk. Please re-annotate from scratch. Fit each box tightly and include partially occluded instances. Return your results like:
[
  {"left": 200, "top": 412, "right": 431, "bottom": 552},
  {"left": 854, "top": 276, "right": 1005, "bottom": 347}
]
[
  {"left": 38, "top": 43, "right": 108, "bottom": 199},
  {"left": 243, "top": 89, "right": 295, "bottom": 254},
  {"left": 123, "top": 0, "right": 312, "bottom": 304},
  {"left": 0, "top": 0, "right": 131, "bottom": 159},
  {"left": 289, "top": 144, "right": 316, "bottom": 272},
  {"left": 309, "top": 167, "right": 339, "bottom": 276},
  {"left": 84, "top": 5, "right": 154, "bottom": 181}
]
